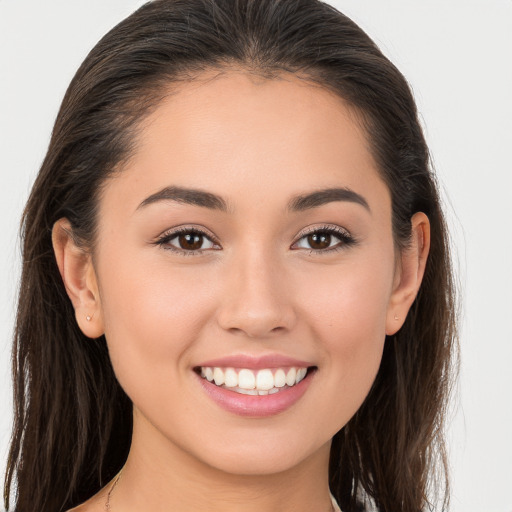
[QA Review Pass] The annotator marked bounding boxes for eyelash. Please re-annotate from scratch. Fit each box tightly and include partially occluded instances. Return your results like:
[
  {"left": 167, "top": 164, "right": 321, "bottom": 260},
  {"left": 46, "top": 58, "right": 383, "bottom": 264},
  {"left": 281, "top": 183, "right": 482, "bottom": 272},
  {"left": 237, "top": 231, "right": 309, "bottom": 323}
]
[
  {"left": 154, "top": 226, "right": 220, "bottom": 256},
  {"left": 292, "top": 225, "right": 356, "bottom": 255},
  {"left": 154, "top": 224, "right": 356, "bottom": 256}
]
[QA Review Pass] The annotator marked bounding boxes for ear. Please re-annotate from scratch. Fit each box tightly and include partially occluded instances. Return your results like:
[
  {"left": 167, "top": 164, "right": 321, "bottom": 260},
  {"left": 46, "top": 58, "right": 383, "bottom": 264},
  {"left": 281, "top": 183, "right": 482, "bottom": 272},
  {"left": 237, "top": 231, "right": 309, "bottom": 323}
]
[
  {"left": 386, "top": 212, "right": 430, "bottom": 335},
  {"left": 52, "top": 218, "right": 104, "bottom": 338}
]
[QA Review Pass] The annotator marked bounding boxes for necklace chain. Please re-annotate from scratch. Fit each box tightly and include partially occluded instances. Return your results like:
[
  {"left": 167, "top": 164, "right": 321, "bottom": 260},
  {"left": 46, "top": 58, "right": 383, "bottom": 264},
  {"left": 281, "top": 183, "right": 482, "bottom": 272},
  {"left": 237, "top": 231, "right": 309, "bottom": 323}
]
[
  {"left": 104, "top": 469, "right": 335, "bottom": 512},
  {"left": 105, "top": 469, "right": 123, "bottom": 511}
]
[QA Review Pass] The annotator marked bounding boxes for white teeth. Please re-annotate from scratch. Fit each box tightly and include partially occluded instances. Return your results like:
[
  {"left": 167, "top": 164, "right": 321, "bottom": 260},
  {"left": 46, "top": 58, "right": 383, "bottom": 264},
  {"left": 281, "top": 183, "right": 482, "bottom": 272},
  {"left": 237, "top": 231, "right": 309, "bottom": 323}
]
[
  {"left": 285, "top": 367, "right": 297, "bottom": 386},
  {"left": 238, "top": 388, "right": 258, "bottom": 395},
  {"left": 256, "top": 369, "right": 274, "bottom": 390},
  {"left": 224, "top": 368, "right": 238, "bottom": 388},
  {"left": 213, "top": 367, "right": 224, "bottom": 386},
  {"left": 274, "top": 369, "right": 286, "bottom": 388},
  {"left": 204, "top": 367, "right": 214, "bottom": 382},
  {"left": 199, "top": 365, "right": 310, "bottom": 394},
  {"left": 238, "top": 369, "right": 256, "bottom": 390},
  {"left": 296, "top": 367, "right": 307, "bottom": 383}
]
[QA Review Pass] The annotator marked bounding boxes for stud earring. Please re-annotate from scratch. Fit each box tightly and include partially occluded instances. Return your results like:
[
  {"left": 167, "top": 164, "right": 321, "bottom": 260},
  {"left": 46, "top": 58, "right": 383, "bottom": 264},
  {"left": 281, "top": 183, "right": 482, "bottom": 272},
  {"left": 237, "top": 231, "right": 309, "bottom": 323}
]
[
  {"left": 394, "top": 314, "right": 399, "bottom": 321},
  {"left": 86, "top": 314, "right": 92, "bottom": 322}
]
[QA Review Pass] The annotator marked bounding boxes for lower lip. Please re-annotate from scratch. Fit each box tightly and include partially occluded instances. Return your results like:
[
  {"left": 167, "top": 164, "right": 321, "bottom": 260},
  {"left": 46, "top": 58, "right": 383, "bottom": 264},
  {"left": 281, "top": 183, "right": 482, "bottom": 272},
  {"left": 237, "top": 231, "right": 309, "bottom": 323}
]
[{"left": 196, "top": 370, "right": 315, "bottom": 417}]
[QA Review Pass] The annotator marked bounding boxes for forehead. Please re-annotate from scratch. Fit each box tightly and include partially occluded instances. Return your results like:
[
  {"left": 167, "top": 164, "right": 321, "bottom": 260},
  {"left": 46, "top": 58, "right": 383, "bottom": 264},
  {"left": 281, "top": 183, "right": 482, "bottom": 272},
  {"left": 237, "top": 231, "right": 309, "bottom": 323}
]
[{"left": 103, "top": 70, "right": 389, "bottom": 216}]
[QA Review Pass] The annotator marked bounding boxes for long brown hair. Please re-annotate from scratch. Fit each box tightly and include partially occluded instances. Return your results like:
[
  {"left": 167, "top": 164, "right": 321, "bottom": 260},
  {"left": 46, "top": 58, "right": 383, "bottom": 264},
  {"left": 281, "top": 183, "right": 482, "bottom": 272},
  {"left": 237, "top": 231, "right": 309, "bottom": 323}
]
[{"left": 4, "top": 1, "right": 458, "bottom": 511}]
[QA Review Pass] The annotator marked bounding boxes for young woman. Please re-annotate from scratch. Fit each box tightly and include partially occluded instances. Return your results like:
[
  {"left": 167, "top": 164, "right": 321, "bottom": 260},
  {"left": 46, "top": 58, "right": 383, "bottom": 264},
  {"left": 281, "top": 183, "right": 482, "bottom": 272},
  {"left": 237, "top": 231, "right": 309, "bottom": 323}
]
[{"left": 4, "top": 1, "right": 457, "bottom": 511}]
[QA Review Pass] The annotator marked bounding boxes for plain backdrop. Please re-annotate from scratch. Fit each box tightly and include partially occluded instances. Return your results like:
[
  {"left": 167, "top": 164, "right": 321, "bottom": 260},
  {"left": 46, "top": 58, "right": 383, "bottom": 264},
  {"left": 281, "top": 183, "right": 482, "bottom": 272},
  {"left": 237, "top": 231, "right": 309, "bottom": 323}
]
[{"left": 1, "top": 1, "right": 511, "bottom": 511}]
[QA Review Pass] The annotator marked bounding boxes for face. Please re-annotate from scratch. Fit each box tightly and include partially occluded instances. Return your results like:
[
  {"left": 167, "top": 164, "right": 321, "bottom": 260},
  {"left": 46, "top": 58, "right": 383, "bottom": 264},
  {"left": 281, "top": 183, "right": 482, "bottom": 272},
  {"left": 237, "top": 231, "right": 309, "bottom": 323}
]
[{"left": 86, "top": 71, "right": 404, "bottom": 476}]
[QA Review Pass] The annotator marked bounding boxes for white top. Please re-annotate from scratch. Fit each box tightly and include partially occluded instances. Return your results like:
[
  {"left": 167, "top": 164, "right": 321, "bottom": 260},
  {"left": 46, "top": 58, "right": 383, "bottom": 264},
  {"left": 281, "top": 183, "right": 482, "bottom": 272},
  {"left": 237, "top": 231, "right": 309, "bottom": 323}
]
[{"left": 330, "top": 493, "right": 342, "bottom": 512}]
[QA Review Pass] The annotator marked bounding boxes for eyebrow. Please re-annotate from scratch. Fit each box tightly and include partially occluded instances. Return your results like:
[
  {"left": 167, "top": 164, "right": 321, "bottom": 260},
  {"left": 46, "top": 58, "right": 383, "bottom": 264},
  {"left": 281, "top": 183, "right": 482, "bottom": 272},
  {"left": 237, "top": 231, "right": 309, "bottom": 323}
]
[
  {"left": 288, "top": 187, "right": 370, "bottom": 213},
  {"left": 137, "top": 185, "right": 370, "bottom": 213},
  {"left": 137, "top": 186, "right": 230, "bottom": 212}
]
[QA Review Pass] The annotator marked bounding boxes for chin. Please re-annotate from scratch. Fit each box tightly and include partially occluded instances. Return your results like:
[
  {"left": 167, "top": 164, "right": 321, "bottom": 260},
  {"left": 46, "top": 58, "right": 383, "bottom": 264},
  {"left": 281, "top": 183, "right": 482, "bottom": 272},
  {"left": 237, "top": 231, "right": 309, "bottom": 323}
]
[{"left": 183, "top": 426, "right": 331, "bottom": 477}]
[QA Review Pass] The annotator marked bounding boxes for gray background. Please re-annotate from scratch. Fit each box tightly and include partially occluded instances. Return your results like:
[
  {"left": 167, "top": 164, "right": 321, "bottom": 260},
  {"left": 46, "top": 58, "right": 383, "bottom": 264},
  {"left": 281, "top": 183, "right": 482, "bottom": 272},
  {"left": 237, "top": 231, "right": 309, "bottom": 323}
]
[{"left": 1, "top": 1, "right": 511, "bottom": 510}]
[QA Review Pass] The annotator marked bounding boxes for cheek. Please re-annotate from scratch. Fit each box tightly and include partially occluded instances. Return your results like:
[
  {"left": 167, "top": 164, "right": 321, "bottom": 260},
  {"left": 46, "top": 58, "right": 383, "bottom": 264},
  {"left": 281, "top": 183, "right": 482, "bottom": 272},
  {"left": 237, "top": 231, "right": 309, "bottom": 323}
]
[
  {"left": 295, "top": 254, "right": 393, "bottom": 420},
  {"left": 96, "top": 250, "right": 216, "bottom": 390},
  {"left": 300, "top": 251, "right": 393, "bottom": 342}
]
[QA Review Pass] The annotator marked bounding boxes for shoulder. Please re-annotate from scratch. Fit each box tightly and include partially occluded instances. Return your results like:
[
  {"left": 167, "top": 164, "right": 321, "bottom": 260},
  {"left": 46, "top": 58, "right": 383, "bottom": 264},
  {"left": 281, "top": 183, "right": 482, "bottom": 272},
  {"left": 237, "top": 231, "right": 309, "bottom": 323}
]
[
  {"left": 65, "top": 503, "right": 97, "bottom": 512},
  {"left": 66, "top": 489, "right": 107, "bottom": 512},
  {"left": 66, "top": 502, "right": 101, "bottom": 512}
]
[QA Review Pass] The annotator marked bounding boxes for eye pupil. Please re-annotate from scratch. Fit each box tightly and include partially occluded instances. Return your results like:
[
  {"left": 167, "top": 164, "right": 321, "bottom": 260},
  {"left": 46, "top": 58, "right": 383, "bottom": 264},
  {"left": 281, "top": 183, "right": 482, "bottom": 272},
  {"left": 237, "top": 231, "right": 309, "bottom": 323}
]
[
  {"left": 308, "top": 232, "right": 331, "bottom": 249},
  {"left": 179, "top": 233, "right": 203, "bottom": 250}
]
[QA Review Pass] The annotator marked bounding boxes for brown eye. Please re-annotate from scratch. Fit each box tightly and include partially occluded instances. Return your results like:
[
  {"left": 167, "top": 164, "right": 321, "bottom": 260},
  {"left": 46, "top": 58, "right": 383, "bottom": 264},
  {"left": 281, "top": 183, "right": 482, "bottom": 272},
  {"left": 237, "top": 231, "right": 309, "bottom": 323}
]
[
  {"left": 178, "top": 232, "right": 204, "bottom": 250},
  {"left": 293, "top": 227, "right": 354, "bottom": 253},
  {"left": 307, "top": 233, "right": 331, "bottom": 250},
  {"left": 161, "top": 229, "right": 217, "bottom": 253}
]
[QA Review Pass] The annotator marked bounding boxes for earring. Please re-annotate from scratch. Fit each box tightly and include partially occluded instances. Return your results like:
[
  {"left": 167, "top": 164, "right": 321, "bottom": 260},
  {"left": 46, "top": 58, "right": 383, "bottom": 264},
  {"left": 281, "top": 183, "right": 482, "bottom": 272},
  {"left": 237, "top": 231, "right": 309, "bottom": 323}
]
[
  {"left": 86, "top": 315, "right": 92, "bottom": 322},
  {"left": 394, "top": 314, "right": 399, "bottom": 321}
]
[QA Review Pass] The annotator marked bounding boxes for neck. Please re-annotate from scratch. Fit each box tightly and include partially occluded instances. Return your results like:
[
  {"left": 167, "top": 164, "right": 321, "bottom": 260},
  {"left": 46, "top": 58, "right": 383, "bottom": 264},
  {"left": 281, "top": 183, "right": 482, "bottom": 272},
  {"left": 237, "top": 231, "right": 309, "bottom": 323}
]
[{"left": 111, "top": 412, "right": 333, "bottom": 512}]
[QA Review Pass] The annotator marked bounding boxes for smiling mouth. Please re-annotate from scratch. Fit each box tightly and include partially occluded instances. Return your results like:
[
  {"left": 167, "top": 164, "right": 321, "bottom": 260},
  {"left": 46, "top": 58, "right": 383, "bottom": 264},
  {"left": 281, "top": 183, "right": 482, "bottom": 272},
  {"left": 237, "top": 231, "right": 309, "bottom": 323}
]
[{"left": 194, "top": 366, "right": 316, "bottom": 395}]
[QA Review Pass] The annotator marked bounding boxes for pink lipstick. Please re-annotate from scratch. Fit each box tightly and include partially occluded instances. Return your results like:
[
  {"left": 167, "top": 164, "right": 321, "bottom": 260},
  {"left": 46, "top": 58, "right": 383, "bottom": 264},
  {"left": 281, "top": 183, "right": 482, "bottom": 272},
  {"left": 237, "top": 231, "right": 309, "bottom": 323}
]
[{"left": 194, "top": 354, "right": 316, "bottom": 417}]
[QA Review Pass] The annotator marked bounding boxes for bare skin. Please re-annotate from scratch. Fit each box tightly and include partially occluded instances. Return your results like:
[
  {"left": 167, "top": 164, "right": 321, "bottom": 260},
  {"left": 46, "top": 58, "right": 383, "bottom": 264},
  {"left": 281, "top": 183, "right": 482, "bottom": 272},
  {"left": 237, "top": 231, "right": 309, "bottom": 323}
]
[{"left": 56, "top": 70, "right": 429, "bottom": 512}]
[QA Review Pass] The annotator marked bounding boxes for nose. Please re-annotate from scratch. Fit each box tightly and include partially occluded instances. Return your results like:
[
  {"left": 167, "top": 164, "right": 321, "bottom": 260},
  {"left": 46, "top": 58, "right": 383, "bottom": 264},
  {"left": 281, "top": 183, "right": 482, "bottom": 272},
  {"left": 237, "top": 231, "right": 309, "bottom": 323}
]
[{"left": 216, "top": 249, "right": 297, "bottom": 339}]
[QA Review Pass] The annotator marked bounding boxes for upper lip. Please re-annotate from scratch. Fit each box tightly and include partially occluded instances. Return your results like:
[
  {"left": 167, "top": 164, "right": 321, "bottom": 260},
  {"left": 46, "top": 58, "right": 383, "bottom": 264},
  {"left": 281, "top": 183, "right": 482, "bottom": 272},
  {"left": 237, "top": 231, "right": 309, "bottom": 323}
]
[{"left": 196, "top": 353, "right": 315, "bottom": 370}]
